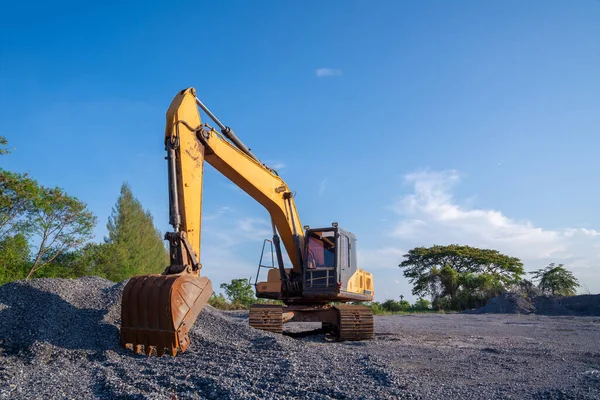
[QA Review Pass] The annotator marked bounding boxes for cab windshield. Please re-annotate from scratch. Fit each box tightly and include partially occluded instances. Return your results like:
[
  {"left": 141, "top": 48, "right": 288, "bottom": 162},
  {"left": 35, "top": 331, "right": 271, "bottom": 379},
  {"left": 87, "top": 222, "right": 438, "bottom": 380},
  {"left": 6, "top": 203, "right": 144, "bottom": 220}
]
[{"left": 306, "top": 231, "right": 336, "bottom": 268}]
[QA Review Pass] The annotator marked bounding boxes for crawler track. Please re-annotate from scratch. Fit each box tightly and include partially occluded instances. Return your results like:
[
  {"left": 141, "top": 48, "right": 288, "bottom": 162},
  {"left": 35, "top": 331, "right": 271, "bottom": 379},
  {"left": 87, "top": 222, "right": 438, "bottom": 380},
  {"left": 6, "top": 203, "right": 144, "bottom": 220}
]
[
  {"left": 334, "top": 305, "right": 374, "bottom": 341},
  {"left": 249, "top": 304, "right": 283, "bottom": 333}
]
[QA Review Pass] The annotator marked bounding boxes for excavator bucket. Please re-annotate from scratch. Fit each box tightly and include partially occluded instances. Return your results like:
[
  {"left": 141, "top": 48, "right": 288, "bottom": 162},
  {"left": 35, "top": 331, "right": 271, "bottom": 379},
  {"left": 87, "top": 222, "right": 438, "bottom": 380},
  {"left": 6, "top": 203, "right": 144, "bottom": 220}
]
[{"left": 120, "top": 273, "right": 212, "bottom": 356}]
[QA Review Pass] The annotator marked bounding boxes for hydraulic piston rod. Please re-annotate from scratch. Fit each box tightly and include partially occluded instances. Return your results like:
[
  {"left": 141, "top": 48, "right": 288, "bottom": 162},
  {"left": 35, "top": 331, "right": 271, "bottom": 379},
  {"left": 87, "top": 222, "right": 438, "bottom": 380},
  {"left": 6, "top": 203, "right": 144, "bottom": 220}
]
[{"left": 195, "top": 97, "right": 259, "bottom": 162}]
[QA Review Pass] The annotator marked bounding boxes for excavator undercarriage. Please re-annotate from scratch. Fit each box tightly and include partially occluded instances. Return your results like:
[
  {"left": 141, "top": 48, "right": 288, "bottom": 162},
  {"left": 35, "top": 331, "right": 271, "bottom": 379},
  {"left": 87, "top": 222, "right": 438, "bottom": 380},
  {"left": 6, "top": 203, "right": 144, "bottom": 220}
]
[{"left": 249, "top": 304, "right": 374, "bottom": 340}]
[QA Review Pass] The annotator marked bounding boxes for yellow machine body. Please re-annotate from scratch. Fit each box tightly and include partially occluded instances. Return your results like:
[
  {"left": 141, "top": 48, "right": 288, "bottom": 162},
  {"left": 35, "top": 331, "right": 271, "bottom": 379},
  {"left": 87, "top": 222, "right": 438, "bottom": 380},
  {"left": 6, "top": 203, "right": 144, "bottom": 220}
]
[{"left": 120, "top": 88, "right": 375, "bottom": 355}]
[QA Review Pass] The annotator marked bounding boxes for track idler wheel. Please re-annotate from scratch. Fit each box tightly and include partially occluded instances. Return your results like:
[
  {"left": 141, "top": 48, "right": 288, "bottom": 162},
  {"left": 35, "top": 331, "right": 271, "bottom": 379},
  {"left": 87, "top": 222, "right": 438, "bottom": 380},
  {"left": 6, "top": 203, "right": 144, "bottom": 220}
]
[{"left": 120, "top": 274, "right": 212, "bottom": 356}]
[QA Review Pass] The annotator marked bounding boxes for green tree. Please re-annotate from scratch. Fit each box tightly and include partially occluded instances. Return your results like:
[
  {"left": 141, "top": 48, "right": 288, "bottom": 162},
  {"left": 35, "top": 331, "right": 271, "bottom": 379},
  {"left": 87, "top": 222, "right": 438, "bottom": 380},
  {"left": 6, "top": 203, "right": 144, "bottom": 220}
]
[
  {"left": 25, "top": 187, "right": 96, "bottom": 279},
  {"left": 531, "top": 263, "right": 580, "bottom": 296},
  {"left": 0, "top": 169, "right": 41, "bottom": 237},
  {"left": 33, "top": 249, "right": 82, "bottom": 279},
  {"left": 79, "top": 242, "right": 130, "bottom": 281},
  {"left": 412, "top": 298, "right": 431, "bottom": 311},
  {"left": 399, "top": 245, "right": 524, "bottom": 310},
  {"left": 0, "top": 233, "right": 30, "bottom": 284},
  {"left": 381, "top": 298, "right": 411, "bottom": 312},
  {"left": 105, "top": 183, "right": 168, "bottom": 279},
  {"left": 220, "top": 278, "right": 256, "bottom": 307},
  {"left": 0, "top": 136, "right": 12, "bottom": 155}
]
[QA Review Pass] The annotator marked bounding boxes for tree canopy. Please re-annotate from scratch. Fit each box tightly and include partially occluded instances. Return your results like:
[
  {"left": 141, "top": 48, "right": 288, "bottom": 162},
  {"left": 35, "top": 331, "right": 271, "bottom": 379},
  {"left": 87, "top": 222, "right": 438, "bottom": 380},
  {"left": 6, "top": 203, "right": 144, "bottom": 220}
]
[
  {"left": 220, "top": 278, "right": 256, "bottom": 307},
  {"left": 25, "top": 187, "right": 96, "bottom": 279},
  {"left": 0, "top": 169, "right": 41, "bottom": 237},
  {"left": 104, "top": 183, "right": 168, "bottom": 280},
  {"left": 531, "top": 263, "right": 580, "bottom": 296},
  {"left": 0, "top": 136, "right": 11, "bottom": 155},
  {"left": 399, "top": 244, "right": 525, "bottom": 310},
  {"left": 0, "top": 233, "right": 30, "bottom": 284}
]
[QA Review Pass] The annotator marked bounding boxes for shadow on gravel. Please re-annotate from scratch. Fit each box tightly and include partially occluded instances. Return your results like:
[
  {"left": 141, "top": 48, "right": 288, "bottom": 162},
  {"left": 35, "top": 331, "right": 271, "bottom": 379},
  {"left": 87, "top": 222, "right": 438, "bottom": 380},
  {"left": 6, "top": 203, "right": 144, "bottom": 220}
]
[
  {"left": 283, "top": 328, "right": 327, "bottom": 339},
  {"left": 0, "top": 284, "right": 119, "bottom": 355}
]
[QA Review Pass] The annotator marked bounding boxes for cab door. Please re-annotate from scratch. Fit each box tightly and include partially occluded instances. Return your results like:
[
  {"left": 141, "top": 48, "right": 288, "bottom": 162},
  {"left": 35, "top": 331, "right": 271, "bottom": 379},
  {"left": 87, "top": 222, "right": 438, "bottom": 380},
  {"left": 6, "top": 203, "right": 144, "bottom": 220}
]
[{"left": 338, "top": 232, "right": 351, "bottom": 289}]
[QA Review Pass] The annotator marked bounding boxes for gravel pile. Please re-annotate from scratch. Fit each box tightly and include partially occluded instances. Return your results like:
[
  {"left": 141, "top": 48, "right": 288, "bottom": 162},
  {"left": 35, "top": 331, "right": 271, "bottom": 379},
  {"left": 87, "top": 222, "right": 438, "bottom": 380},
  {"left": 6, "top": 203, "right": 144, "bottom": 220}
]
[
  {"left": 469, "top": 292, "right": 600, "bottom": 316},
  {"left": 0, "top": 277, "right": 402, "bottom": 399},
  {"left": 467, "top": 292, "right": 537, "bottom": 314},
  {"left": 1, "top": 277, "right": 599, "bottom": 399}
]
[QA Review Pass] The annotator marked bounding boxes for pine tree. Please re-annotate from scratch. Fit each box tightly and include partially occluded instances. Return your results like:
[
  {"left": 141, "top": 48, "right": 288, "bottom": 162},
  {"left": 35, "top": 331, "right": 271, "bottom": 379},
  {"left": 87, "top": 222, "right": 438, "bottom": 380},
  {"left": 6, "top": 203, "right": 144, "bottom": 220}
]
[{"left": 105, "top": 183, "right": 168, "bottom": 279}]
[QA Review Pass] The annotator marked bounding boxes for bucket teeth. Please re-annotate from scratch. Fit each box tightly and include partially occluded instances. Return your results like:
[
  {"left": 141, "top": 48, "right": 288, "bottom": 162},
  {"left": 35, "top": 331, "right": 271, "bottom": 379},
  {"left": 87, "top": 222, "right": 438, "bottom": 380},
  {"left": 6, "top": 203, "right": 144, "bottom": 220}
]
[{"left": 120, "top": 274, "right": 212, "bottom": 356}]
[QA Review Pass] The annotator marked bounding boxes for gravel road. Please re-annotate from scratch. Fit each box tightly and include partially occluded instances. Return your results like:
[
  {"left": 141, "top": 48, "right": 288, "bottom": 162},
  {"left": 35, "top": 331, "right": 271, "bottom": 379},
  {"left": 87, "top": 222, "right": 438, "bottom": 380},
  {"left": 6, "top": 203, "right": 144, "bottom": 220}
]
[{"left": 1, "top": 277, "right": 599, "bottom": 399}]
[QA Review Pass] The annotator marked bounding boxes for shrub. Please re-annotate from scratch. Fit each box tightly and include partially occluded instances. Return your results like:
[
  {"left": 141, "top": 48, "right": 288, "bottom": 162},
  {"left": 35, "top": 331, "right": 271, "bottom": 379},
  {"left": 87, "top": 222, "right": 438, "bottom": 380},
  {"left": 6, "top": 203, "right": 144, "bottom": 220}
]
[{"left": 412, "top": 298, "right": 431, "bottom": 311}]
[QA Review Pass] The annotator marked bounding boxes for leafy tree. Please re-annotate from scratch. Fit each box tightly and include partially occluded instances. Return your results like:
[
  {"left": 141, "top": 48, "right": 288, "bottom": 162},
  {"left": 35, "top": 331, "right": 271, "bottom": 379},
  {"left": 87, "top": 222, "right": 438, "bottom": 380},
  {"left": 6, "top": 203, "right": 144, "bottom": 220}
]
[
  {"left": 0, "top": 169, "right": 41, "bottom": 237},
  {"left": 531, "top": 263, "right": 580, "bottom": 296},
  {"left": 397, "top": 299, "right": 411, "bottom": 311},
  {"left": 381, "top": 298, "right": 411, "bottom": 312},
  {"left": 33, "top": 249, "right": 82, "bottom": 279},
  {"left": 79, "top": 242, "right": 131, "bottom": 281},
  {"left": 105, "top": 183, "right": 168, "bottom": 278},
  {"left": 0, "top": 136, "right": 11, "bottom": 155},
  {"left": 33, "top": 244, "right": 111, "bottom": 279},
  {"left": 0, "top": 233, "right": 30, "bottom": 284},
  {"left": 399, "top": 245, "right": 524, "bottom": 310},
  {"left": 220, "top": 278, "right": 256, "bottom": 307},
  {"left": 208, "top": 293, "right": 249, "bottom": 310},
  {"left": 365, "top": 301, "right": 385, "bottom": 314},
  {"left": 25, "top": 187, "right": 96, "bottom": 279},
  {"left": 412, "top": 298, "right": 431, "bottom": 311}
]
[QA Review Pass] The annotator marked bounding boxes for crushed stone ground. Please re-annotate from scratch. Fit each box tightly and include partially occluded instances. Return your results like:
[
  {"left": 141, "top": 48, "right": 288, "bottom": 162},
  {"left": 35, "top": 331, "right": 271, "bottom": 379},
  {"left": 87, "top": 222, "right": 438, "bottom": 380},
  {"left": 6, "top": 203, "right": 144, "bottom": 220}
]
[{"left": 1, "top": 277, "right": 599, "bottom": 399}]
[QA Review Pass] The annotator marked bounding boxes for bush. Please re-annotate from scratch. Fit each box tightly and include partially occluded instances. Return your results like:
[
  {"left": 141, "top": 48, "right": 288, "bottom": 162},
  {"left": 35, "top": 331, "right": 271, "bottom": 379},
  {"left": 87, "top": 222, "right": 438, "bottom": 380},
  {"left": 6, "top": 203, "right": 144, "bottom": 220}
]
[
  {"left": 381, "top": 299, "right": 411, "bottom": 312},
  {"left": 412, "top": 298, "right": 431, "bottom": 311},
  {"left": 366, "top": 301, "right": 385, "bottom": 315},
  {"left": 208, "top": 293, "right": 248, "bottom": 310},
  {"left": 220, "top": 278, "right": 256, "bottom": 307}
]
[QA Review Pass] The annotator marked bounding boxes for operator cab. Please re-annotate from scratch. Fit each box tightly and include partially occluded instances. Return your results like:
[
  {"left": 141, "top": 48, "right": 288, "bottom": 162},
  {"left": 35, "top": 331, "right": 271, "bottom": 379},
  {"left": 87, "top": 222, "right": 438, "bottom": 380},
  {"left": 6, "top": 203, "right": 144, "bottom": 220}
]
[{"left": 302, "top": 224, "right": 363, "bottom": 298}]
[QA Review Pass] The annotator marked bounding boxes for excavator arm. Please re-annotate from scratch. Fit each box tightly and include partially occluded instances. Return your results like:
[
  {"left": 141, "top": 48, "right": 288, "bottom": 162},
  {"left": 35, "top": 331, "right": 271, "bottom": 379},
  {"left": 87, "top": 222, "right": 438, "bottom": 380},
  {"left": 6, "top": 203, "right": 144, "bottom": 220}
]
[
  {"left": 120, "top": 88, "right": 306, "bottom": 355},
  {"left": 164, "top": 88, "right": 305, "bottom": 275}
]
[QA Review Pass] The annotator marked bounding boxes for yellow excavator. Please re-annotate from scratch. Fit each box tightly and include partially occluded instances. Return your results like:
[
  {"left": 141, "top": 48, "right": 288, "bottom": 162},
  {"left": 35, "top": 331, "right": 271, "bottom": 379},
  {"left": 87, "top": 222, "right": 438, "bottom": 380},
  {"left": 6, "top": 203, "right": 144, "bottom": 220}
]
[{"left": 120, "top": 88, "right": 374, "bottom": 356}]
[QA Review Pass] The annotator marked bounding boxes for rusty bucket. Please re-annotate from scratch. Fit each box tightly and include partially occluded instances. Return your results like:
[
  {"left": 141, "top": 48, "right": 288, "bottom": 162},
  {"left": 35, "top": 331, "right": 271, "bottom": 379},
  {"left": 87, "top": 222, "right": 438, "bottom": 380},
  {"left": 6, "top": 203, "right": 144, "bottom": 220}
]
[{"left": 120, "top": 273, "right": 212, "bottom": 356}]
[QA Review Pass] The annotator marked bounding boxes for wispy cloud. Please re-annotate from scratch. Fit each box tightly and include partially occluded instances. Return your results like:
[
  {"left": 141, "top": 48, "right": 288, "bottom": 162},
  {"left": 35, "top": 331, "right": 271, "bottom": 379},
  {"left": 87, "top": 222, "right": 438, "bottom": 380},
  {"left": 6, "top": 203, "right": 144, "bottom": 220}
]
[
  {"left": 203, "top": 206, "right": 233, "bottom": 221},
  {"left": 236, "top": 217, "right": 272, "bottom": 240},
  {"left": 265, "top": 160, "right": 286, "bottom": 170},
  {"left": 358, "top": 247, "right": 406, "bottom": 270},
  {"left": 316, "top": 68, "right": 342, "bottom": 78},
  {"left": 318, "top": 178, "right": 328, "bottom": 197}
]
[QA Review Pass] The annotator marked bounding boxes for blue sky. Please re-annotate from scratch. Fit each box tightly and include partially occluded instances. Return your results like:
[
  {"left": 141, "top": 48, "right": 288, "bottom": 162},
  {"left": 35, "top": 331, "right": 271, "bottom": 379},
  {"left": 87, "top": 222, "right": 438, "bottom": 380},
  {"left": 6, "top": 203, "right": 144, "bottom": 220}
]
[{"left": 1, "top": 1, "right": 599, "bottom": 301}]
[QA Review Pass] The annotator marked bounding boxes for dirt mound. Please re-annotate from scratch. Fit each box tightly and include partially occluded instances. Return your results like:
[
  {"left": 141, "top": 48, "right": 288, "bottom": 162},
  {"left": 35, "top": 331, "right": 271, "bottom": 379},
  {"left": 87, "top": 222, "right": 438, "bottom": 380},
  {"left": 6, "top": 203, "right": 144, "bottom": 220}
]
[
  {"left": 467, "top": 293, "right": 536, "bottom": 314},
  {"left": 468, "top": 292, "right": 600, "bottom": 316}
]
